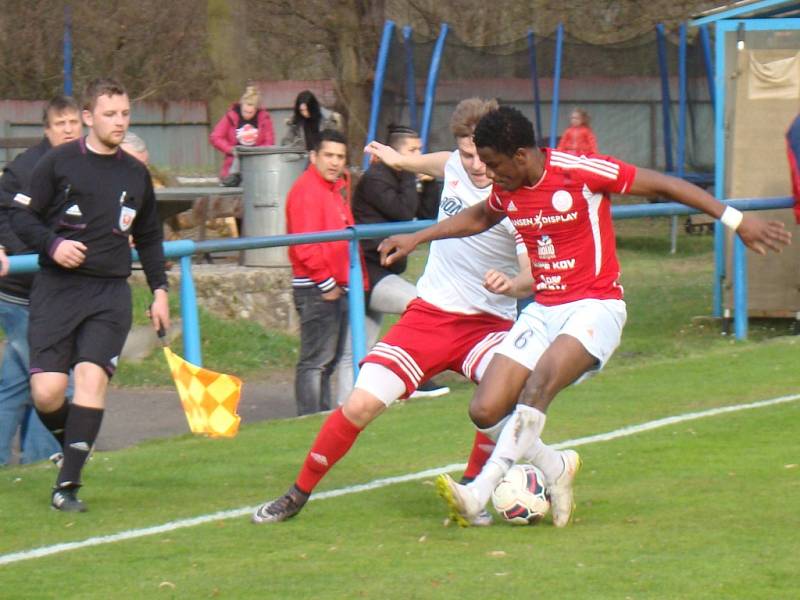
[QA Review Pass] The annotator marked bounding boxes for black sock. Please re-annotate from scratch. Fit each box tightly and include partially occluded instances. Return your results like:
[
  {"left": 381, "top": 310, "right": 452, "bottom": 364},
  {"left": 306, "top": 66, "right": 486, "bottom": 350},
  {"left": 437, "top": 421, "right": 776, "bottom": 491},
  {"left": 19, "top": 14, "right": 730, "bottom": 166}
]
[
  {"left": 35, "top": 401, "right": 71, "bottom": 448},
  {"left": 56, "top": 405, "right": 104, "bottom": 489}
]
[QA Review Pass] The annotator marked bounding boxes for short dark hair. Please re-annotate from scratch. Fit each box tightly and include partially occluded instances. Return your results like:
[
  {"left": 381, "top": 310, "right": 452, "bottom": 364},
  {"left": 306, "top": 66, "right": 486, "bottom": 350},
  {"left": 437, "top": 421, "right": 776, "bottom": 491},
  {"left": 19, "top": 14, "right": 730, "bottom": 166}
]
[
  {"left": 43, "top": 95, "right": 80, "bottom": 126},
  {"left": 82, "top": 77, "right": 127, "bottom": 112},
  {"left": 314, "top": 128, "right": 347, "bottom": 151},
  {"left": 473, "top": 106, "right": 536, "bottom": 157},
  {"left": 386, "top": 123, "right": 419, "bottom": 150}
]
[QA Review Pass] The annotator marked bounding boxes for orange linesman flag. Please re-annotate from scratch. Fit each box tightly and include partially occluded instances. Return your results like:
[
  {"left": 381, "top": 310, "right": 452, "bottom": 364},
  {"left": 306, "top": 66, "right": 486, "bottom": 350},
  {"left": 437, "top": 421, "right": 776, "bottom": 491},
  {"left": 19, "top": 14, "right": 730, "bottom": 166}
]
[{"left": 163, "top": 346, "right": 243, "bottom": 438}]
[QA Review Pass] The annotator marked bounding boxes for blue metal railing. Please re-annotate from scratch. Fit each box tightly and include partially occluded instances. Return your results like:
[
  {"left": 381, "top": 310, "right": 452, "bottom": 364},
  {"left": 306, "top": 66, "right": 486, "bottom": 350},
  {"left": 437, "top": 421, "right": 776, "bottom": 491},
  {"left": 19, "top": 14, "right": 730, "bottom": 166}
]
[
  {"left": 7, "top": 197, "right": 794, "bottom": 375},
  {"left": 548, "top": 23, "right": 564, "bottom": 149},
  {"left": 420, "top": 24, "right": 449, "bottom": 152},
  {"left": 363, "top": 20, "right": 396, "bottom": 171}
]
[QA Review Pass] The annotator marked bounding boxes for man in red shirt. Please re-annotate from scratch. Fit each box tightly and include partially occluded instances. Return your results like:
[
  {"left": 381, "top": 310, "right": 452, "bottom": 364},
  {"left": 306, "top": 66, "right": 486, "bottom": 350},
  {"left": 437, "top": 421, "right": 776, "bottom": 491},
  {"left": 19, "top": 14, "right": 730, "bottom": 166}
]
[
  {"left": 380, "top": 106, "right": 791, "bottom": 528},
  {"left": 286, "top": 129, "right": 362, "bottom": 415}
]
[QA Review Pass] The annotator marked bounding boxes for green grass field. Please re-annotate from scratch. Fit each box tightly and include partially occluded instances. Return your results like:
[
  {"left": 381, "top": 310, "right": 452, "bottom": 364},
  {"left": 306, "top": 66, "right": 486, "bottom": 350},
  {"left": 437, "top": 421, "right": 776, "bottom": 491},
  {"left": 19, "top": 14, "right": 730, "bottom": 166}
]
[
  {"left": 2, "top": 218, "right": 799, "bottom": 598},
  {"left": 1, "top": 339, "right": 798, "bottom": 598}
]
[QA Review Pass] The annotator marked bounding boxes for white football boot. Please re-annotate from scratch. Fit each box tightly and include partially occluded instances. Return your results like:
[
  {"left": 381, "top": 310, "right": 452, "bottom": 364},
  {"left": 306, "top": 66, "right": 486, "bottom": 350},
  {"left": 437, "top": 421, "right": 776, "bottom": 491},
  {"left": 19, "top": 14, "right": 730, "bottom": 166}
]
[
  {"left": 435, "top": 474, "right": 483, "bottom": 528},
  {"left": 548, "top": 449, "right": 582, "bottom": 527}
]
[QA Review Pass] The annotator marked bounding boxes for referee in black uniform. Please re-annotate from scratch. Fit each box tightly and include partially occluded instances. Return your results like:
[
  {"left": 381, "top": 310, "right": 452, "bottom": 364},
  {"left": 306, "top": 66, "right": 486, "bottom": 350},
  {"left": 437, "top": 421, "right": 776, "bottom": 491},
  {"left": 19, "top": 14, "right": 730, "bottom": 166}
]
[{"left": 10, "top": 78, "right": 170, "bottom": 512}]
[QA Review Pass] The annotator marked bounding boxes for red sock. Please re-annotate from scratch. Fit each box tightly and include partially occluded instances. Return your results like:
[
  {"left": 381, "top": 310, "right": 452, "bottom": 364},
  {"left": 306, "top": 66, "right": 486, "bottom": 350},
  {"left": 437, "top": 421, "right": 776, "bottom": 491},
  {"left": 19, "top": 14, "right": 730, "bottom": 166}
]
[
  {"left": 295, "top": 407, "right": 362, "bottom": 494},
  {"left": 462, "top": 431, "right": 495, "bottom": 481}
]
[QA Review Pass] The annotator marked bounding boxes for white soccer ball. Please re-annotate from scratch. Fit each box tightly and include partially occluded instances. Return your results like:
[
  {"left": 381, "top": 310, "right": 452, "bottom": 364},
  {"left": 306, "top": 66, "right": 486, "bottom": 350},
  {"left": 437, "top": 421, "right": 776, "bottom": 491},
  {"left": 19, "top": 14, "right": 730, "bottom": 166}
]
[{"left": 491, "top": 463, "right": 551, "bottom": 525}]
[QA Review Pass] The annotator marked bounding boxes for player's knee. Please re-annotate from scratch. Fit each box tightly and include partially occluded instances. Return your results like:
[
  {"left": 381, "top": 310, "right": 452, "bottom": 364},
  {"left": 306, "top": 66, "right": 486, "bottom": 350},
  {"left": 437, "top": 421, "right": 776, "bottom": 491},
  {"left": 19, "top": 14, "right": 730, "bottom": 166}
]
[
  {"left": 468, "top": 394, "right": 507, "bottom": 429},
  {"left": 31, "top": 381, "right": 65, "bottom": 412},
  {"left": 342, "top": 389, "right": 386, "bottom": 428}
]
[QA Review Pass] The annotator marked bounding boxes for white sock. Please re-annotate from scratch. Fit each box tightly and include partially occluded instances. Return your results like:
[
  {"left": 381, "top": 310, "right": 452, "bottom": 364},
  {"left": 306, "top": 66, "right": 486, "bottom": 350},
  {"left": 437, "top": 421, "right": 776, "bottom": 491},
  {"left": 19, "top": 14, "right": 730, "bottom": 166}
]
[
  {"left": 524, "top": 439, "right": 564, "bottom": 485},
  {"left": 468, "top": 405, "right": 546, "bottom": 507},
  {"left": 477, "top": 414, "right": 510, "bottom": 442}
]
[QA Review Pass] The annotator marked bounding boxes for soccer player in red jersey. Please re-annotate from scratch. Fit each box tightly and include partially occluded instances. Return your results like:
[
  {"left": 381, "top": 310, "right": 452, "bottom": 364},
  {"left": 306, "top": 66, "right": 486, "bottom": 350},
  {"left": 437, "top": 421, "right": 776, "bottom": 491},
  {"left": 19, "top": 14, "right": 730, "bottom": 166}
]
[
  {"left": 251, "top": 99, "right": 533, "bottom": 525},
  {"left": 380, "top": 106, "right": 791, "bottom": 527}
]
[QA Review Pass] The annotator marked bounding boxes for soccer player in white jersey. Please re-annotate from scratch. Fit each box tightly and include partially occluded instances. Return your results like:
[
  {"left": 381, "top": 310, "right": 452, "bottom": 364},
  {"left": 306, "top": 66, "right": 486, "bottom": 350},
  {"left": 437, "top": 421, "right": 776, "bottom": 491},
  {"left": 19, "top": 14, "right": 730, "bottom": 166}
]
[
  {"left": 252, "top": 98, "right": 534, "bottom": 524},
  {"left": 380, "top": 106, "right": 791, "bottom": 528}
]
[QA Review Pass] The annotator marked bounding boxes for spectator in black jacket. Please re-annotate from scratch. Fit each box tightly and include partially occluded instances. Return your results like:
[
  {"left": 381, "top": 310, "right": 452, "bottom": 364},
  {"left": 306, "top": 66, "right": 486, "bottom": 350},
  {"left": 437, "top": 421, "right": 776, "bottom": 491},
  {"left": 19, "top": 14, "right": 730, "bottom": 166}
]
[
  {"left": 0, "top": 96, "right": 81, "bottom": 466},
  {"left": 9, "top": 79, "right": 169, "bottom": 512},
  {"left": 349, "top": 124, "right": 449, "bottom": 399}
]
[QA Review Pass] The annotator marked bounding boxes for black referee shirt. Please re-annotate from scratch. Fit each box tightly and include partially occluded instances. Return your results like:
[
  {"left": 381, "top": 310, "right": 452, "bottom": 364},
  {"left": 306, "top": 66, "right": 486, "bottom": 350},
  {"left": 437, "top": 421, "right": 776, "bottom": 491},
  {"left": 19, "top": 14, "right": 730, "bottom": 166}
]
[{"left": 10, "top": 137, "right": 167, "bottom": 292}]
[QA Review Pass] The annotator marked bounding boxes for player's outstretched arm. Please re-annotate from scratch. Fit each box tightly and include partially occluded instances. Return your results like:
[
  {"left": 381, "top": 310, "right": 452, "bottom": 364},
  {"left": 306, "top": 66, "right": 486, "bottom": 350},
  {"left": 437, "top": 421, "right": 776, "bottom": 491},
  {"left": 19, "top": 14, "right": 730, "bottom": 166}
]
[
  {"left": 629, "top": 168, "right": 792, "bottom": 255},
  {"left": 364, "top": 141, "right": 450, "bottom": 179},
  {"left": 379, "top": 199, "right": 503, "bottom": 267}
]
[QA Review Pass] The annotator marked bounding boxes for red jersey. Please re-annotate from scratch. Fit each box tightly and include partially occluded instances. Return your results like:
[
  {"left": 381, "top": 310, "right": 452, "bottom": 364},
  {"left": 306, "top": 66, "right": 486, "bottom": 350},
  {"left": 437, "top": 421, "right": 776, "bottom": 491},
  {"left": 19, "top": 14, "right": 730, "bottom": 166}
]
[
  {"left": 556, "top": 125, "right": 598, "bottom": 156},
  {"left": 487, "top": 148, "right": 637, "bottom": 305}
]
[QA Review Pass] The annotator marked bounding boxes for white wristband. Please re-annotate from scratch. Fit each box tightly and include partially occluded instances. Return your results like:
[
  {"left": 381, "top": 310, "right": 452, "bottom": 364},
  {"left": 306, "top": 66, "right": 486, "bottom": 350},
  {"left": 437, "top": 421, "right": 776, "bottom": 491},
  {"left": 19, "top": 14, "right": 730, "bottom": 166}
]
[{"left": 720, "top": 206, "right": 743, "bottom": 230}]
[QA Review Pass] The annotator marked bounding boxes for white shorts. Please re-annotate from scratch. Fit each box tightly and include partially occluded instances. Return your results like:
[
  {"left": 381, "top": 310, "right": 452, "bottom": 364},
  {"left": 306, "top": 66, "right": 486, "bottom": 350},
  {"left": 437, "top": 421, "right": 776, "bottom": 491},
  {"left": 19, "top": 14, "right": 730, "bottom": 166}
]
[{"left": 495, "top": 298, "right": 627, "bottom": 380}]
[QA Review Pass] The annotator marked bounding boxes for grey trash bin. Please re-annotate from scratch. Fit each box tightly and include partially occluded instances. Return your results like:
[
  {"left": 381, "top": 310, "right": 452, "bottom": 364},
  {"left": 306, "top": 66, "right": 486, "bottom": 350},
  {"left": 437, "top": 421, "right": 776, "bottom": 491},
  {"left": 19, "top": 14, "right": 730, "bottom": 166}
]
[{"left": 237, "top": 145, "right": 307, "bottom": 267}]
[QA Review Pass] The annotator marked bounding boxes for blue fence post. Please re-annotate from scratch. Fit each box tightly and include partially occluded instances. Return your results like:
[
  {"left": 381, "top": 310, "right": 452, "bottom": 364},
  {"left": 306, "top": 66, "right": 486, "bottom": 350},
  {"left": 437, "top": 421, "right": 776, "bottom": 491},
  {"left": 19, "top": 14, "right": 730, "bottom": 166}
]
[
  {"left": 732, "top": 236, "right": 748, "bottom": 339},
  {"left": 347, "top": 234, "right": 367, "bottom": 380},
  {"left": 656, "top": 23, "right": 674, "bottom": 173},
  {"left": 420, "top": 23, "right": 449, "bottom": 152},
  {"left": 527, "top": 30, "right": 543, "bottom": 143},
  {"left": 699, "top": 25, "right": 716, "bottom": 111},
  {"left": 363, "top": 20, "right": 396, "bottom": 171},
  {"left": 403, "top": 26, "right": 418, "bottom": 131},
  {"left": 712, "top": 23, "right": 727, "bottom": 318},
  {"left": 670, "top": 22, "right": 688, "bottom": 254},
  {"left": 179, "top": 255, "right": 202, "bottom": 366},
  {"left": 548, "top": 23, "right": 564, "bottom": 149},
  {"left": 63, "top": 6, "right": 73, "bottom": 96}
]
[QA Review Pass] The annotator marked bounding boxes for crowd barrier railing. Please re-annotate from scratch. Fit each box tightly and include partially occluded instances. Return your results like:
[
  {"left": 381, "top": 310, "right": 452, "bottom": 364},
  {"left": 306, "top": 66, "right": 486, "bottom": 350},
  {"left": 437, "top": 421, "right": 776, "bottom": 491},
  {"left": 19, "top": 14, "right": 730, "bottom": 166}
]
[{"left": 7, "top": 196, "right": 794, "bottom": 377}]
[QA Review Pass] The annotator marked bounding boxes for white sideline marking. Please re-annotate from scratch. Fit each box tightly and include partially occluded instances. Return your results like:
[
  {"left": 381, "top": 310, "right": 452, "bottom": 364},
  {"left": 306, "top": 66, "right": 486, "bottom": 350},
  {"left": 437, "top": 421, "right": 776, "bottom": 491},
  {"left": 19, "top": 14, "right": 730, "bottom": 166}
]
[{"left": 1, "top": 393, "right": 798, "bottom": 567}]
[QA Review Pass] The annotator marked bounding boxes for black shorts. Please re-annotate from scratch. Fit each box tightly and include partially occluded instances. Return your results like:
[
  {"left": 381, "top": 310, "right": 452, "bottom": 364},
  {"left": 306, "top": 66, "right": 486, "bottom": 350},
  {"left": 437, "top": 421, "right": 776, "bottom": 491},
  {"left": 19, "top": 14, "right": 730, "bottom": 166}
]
[{"left": 28, "top": 271, "right": 132, "bottom": 378}]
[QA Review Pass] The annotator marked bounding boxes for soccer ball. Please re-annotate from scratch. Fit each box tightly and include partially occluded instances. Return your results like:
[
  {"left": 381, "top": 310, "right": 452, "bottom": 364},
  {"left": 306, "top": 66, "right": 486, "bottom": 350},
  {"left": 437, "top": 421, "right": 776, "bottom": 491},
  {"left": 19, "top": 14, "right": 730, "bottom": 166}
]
[{"left": 491, "top": 463, "right": 551, "bottom": 525}]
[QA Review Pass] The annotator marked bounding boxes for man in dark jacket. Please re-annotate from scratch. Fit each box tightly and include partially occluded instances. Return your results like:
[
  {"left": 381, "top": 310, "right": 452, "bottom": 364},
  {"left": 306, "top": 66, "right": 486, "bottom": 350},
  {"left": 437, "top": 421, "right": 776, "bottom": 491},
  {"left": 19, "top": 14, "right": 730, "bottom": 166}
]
[{"left": 0, "top": 96, "right": 81, "bottom": 465}]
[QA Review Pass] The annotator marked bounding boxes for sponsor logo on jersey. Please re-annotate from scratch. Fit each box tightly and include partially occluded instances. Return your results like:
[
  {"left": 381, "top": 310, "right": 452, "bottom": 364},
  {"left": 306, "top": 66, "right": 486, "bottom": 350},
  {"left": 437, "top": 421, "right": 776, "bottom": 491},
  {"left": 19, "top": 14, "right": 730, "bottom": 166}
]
[
  {"left": 552, "top": 190, "right": 573, "bottom": 212},
  {"left": 536, "top": 235, "right": 556, "bottom": 259},
  {"left": 512, "top": 210, "right": 578, "bottom": 230},
  {"left": 119, "top": 206, "right": 136, "bottom": 232},
  {"left": 551, "top": 258, "right": 576, "bottom": 270},
  {"left": 533, "top": 257, "right": 576, "bottom": 271},
  {"left": 65, "top": 205, "right": 82, "bottom": 217},
  {"left": 13, "top": 192, "right": 31, "bottom": 206},
  {"left": 440, "top": 196, "right": 465, "bottom": 217},
  {"left": 536, "top": 274, "right": 567, "bottom": 291}
]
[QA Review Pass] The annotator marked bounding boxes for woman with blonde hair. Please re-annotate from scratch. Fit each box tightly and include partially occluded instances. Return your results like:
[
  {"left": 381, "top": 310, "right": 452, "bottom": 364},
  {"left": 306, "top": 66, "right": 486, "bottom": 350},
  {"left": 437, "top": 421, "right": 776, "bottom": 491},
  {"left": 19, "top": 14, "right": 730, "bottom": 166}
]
[{"left": 210, "top": 85, "right": 275, "bottom": 185}]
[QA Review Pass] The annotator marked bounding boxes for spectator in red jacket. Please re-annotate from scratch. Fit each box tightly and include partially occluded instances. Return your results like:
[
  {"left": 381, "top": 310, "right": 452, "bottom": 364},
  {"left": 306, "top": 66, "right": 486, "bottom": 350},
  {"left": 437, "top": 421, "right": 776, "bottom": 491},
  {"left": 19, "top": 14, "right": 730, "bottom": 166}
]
[
  {"left": 556, "top": 108, "right": 598, "bottom": 156},
  {"left": 286, "top": 129, "right": 366, "bottom": 415},
  {"left": 209, "top": 85, "right": 275, "bottom": 185}
]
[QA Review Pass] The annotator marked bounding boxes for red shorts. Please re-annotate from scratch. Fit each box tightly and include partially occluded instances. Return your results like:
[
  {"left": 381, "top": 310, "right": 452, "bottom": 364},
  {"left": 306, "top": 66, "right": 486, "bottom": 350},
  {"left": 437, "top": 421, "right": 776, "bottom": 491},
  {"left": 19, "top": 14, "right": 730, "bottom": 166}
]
[{"left": 361, "top": 298, "right": 514, "bottom": 397}]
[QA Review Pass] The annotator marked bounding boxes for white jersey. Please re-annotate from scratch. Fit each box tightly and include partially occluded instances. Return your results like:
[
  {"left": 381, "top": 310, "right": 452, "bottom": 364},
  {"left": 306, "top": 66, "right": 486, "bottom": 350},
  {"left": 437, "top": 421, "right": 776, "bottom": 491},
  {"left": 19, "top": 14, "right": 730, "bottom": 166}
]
[{"left": 416, "top": 150, "right": 526, "bottom": 320}]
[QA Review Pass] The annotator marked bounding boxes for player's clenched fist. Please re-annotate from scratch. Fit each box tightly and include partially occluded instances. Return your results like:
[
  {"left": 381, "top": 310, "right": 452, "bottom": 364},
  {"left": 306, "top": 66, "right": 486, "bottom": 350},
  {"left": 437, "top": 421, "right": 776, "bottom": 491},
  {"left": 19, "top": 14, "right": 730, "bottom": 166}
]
[{"left": 484, "top": 269, "right": 513, "bottom": 296}]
